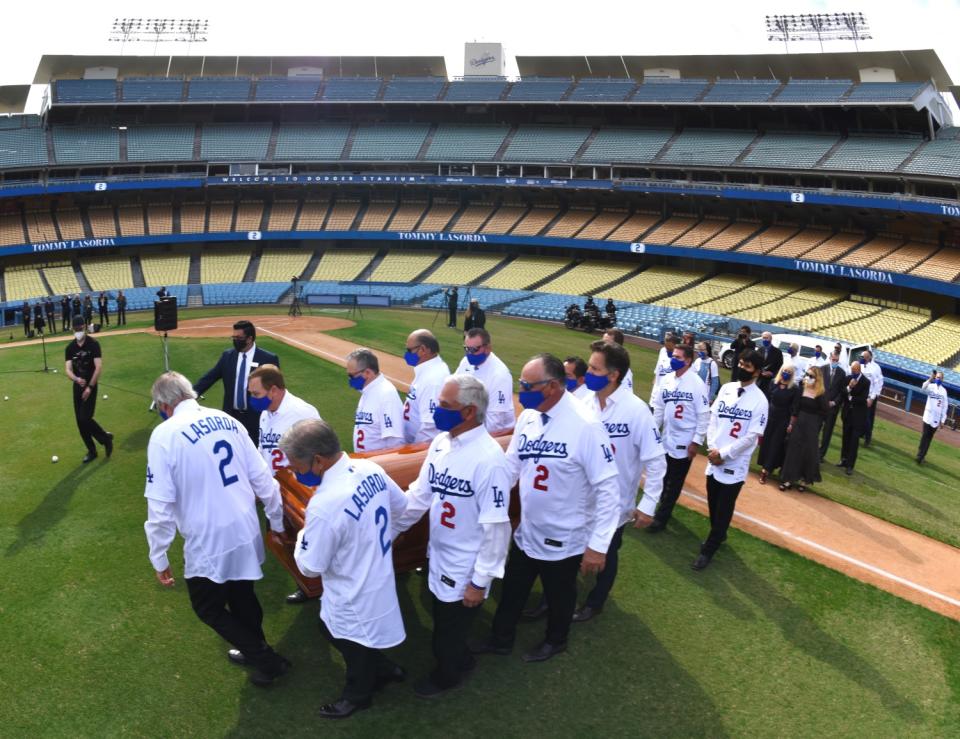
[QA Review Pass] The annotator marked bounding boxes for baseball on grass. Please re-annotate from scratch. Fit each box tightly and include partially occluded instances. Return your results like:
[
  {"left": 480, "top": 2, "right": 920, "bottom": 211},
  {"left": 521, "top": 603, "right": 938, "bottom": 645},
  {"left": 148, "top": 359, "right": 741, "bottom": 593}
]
[
  {"left": 51, "top": 455, "right": 59, "bottom": 463},
  {"left": 3, "top": 396, "right": 8, "bottom": 401},
  {"left": 103, "top": 394, "right": 108, "bottom": 399}
]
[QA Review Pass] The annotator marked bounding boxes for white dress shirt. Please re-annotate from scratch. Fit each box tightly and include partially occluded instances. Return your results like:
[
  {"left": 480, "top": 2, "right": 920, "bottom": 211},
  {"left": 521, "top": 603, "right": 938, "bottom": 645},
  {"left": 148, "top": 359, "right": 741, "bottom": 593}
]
[
  {"left": 505, "top": 392, "right": 620, "bottom": 559},
  {"left": 861, "top": 359, "right": 884, "bottom": 401},
  {"left": 258, "top": 389, "right": 321, "bottom": 471},
  {"left": 403, "top": 355, "right": 451, "bottom": 443},
  {"left": 396, "top": 425, "right": 512, "bottom": 600},
  {"left": 233, "top": 342, "right": 258, "bottom": 411},
  {"left": 294, "top": 454, "right": 408, "bottom": 649},
  {"left": 144, "top": 399, "right": 283, "bottom": 581},
  {"left": 354, "top": 373, "right": 405, "bottom": 452},
  {"left": 454, "top": 351, "right": 516, "bottom": 433}
]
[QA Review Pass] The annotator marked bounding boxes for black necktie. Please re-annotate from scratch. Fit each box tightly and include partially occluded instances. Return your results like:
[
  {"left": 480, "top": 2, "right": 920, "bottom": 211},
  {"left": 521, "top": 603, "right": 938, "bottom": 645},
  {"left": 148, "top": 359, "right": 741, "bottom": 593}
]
[
  {"left": 541, "top": 413, "right": 549, "bottom": 425},
  {"left": 737, "top": 387, "right": 745, "bottom": 397}
]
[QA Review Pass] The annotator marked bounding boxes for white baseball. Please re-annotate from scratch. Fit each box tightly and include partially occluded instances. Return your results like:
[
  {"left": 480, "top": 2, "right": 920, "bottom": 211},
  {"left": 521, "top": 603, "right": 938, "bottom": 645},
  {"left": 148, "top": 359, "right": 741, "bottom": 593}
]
[
  {"left": 53, "top": 369, "right": 58, "bottom": 373},
  {"left": 3, "top": 396, "right": 7, "bottom": 401},
  {"left": 103, "top": 394, "right": 108, "bottom": 399},
  {"left": 51, "top": 455, "right": 59, "bottom": 463}
]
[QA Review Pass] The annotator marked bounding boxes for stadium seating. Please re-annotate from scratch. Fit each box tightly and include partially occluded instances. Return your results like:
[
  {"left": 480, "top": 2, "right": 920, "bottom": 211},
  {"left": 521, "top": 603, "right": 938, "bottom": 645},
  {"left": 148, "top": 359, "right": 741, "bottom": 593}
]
[
  {"left": 903, "top": 137, "right": 960, "bottom": 178},
  {"left": 423, "top": 254, "right": 507, "bottom": 285},
  {"left": 767, "top": 229, "right": 832, "bottom": 258},
  {"left": 368, "top": 251, "right": 440, "bottom": 282},
  {"left": 55, "top": 209, "right": 85, "bottom": 240},
  {"left": 118, "top": 206, "right": 146, "bottom": 236},
  {"left": 140, "top": 253, "right": 190, "bottom": 286},
  {"left": 274, "top": 124, "right": 350, "bottom": 160},
  {"left": 0, "top": 126, "right": 48, "bottom": 169},
  {"left": 4, "top": 264, "right": 48, "bottom": 301},
  {"left": 536, "top": 261, "right": 636, "bottom": 295},
  {"left": 52, "top": 127, "right": 120, "bottom": 164},
  {"left": 606, "top": 214, "right": 660, "bottom": 242},
  {"left": 88, "top": 207, "right": 117, "bottom": 238},
  {"left": 507, "top": 78, "right": 572, "bottom": 101},
  {"left": 55, "top": 79, "right": 117, "bottom": 103},
  {"left": 672, "top": 219, "right": 730, "bottom": 248},
  {"left": 510, "top": 207, "right": 560, "bottom": 236},
  {"left": 257, "top": 248, "right": 313, "bottom": 282},
  {"left": 254, "top": 78, "right": 321, "bottom": 101},
  {"left": 657, "top": 274, "right": 757, "bottom": 309},
  {"left": 235, "top": 202, "right": 263, "bottom": 231},
  {"left": 310, "top": 249, "right": 377, "bottom": 282},
  {"left": 631, "top": 78, "right": 708, "bottom": 102},
  {"left": 147, "top": 205, "right": 174, "bottom": 235},
  {"left": 324, "top": 200, "right": 360, "bottom": 230},
  {"left": 481, "top": 205, "right": 527, "bottom": 235},
  {"left": 449, "top": 204, "right": 495, "bottom": 233},
  {"left": 699, "top": 222, "right": 760, "bottom": 251},
  {"left": 799, "top": 232, "right": 864, "bottom": 263},
  {"left": 80, "top": 257, "right": 134, "bottom": 291},
  {"left": 871, "top": 241, "right": 938, "bottom": 273},
  {"left": 660, "top": 129, "right": 756, "bottom": 166},
  {"left": 731, "top": 286, "right": 845, "bottom": 324},
  {"left": 187, "top": 77, "right": 252, "bottom": 102},
  {"left": 576, "top": 210, "right": 629, "bottom": 240},
  {"left": 387, "top": 202, "right": 427, "bottom": 231},
  {"left": 774, "top": 79, "right": 853, "bottom": 102},
  {"left": 421, "top": 286, "right": 532, "bottom": 310},
  {"left": 805, "top": 305, "right": 929, "bottom": 346},
  {"left": 203, "top": 282, "right": 290, "bottom": 305},
  {"left": 845, "top": 82, "right": 926, "bottom": 102},
  {"left": 602, "top": 266, "right": 704, "bottom": 303},
  {"left": 417, "top": 201, "right": 459, "bottom": 232},
  {"left": 820, "top": 135, "right": 920, "bottom": 172},
  {"left": 502, "top": 126, "right": 591, "bottom": 162},
  {"left": 909, "top": 246, "right": 960, "bottom": 283},
  {"left": 881, "top": 315, "right": 960, "bottom": 366},
  {"left": 643, "top": 217, "right": 697, "bottom": 245},
  {"left": 321, "top": 78, "right": 382, "bottom": 101},
  {"left": 179, "top": 204, "right": 207, "bottom": 234},
  {"left": 42, "top": 263, "right": 81, "bottom": 295},
  {"left": 120, "top": 285, "right": 188, "bottom": 311},
  {"left": 737, "top": 225, "right": 800, "bottom": 254},
  {"left": 545, "top": 209, "right": 595, "bottom": 238},
  {"left": 23, "top": 211, "right": 59, "bottom": 243},
  {"left": 200, "top": 248, "right": 251, "bottom": 284},
  {"left": 358, "top": 201, "right": 397, "bottom": 231},
  {"left": 703, "top": 79, "right": 780, "bottom": 103},
  {"left": 382, "top": 77, "right": 445, "bottom": 101},
  {"left": 568, "top": 78, "right": 636, "bottom": 102},
  {"left": 443, "top": 79, "right": 508, "bottom": 101},
  {"left": 424, "top": 124, "right": 510, "bottom": 161},
  {"left": 783, "top": 299, "right": 880, "bottom": 333},
  {"left": 127, "top": 126, "right": 195, "bottom": 161},
  {"left": 208, "top": 203, "right": 235, "bottom": 233},
  {"left": 741, "top": 132, "right": 839, "bottom": 169},
  {"left": 479, "top": 256, "right": 571, "bottom": 290},
  {"left": 299, "top": 280, "right": 438, "bottom": 305},
  {"left": 267, "top": 201, "right": 298, "bottom": 231},
  {"left": 839, "top": 237, "right": 902, "bottom": 267},
  {"left": 350, "top": 124, "right": 430, "bottom": 160},
  {"left": 296, "top": 200, "right": 331, "bottom": 230},
  {"left": 689, "top": 281, "right": 804, "bottom": 318},
  {"left": 200, "top": 124, "right": 271, "bottom": 160},
  {"left": 122, "top": 77, "right": 185, "bottom": 102},
  {"left": 580, "top": 128, "right": 672, "bottom": 163}
]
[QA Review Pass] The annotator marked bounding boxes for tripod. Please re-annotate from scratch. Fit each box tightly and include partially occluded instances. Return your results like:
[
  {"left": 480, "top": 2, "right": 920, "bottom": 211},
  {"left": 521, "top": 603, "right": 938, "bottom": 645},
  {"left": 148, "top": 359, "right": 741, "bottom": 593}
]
[
  {"left": 289, "top": 285, "right": 304, "bottom": 317},
  {"left": 39, "top": 329, "right": 49, "bottom": 372}
]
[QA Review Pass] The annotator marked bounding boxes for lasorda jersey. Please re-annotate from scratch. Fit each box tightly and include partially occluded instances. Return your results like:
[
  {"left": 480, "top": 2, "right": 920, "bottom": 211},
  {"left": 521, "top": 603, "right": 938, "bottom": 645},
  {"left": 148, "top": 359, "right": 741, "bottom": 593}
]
[
  {"left": 454, "top": 351, "right": 516, "bottom": 433},
  {"left": 405, "top": 425, "right": 511, "bottom": 601},
  {"left": 706, "top": 381, "right": 769, "bottom": 485},
  {"left": 258, "top": 390, "right": 321, "bottom": 471},
  {"left": 354, "top": 373, "right": 405, "bottom": 452},
  {"left": 506, "top": 392, "right": 620, "bottom": 560},
  {"left": 403, "top": 355, "right": 451, "bottom": 443},
  {"left": 652, "top": 370, "right": 710, "bottom": 459},
  {"left": 294, "top": 454, "right": 408, "bottom": 649}
]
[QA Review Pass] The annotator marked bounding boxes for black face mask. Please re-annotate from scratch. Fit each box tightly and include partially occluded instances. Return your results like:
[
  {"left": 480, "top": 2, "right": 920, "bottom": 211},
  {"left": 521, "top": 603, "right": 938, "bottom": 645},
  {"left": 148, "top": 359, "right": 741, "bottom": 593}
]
[{"left": 233, "top": 337, "right": 250, "bottom": 352}]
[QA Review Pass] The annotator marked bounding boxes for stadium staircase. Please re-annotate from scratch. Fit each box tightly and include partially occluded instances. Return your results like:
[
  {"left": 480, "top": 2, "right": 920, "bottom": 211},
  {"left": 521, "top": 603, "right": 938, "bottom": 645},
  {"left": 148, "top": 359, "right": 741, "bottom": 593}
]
[
  {"left": 0, "top": 273, "right": 6, "bottom": 303},
  {"left": 80, "top": 208, "right": 93, "bottom": 239},
  {"left": 187, "top": 254, "right": 201, "bottom": 284},
  {"left": 265, "top": 124, "right": 280, "bottom": 161},
  {"left": 44, "top": 128, "right": 57, "bottom": 165},
  {"left": 693, "top": 82, "right": 714, "bottom": 102},
  {"left": 591, "top": 263, "right": 652, "bottom": 294},
  {"left": 118, "top": 128, "right": 128, "bottom": 162},
  {"left": 300, "top": 249, "right": 322, "bottom": 281},
  {"left": 471, "top": 254, "right": 516, "bottom": 286},
  {"left": 493, "top": 126, "right": 518, "bottom": 160},
  {"left": 409, "top": 253, "right": 448, "bottom": 283},
  {"left": 187, "top": 286, "right": 203, "bottom": 307},
  {"left": 732, "top": 133, "right": 766, "bottom": 165},
  {"left": 572, "top": 129, "right": 600, "bottom": 162},
  {"left": 192, "top": 125, "right": 202, "bottom": 160},
  {"left": 415, "top": 124, "right": 438, "bottom": 160},
  {"left": 652, "top": 130, "right": 683, "bottom": 162},
  {"left": 355, "top": 249, "right": 386, "bottom": 281},
  {"left": 813, "top": 137, "right": 847, "bottom": 168},
  {"left": 766, "top": 82, "right": 789, "bottom": 101},
  {"left": 38, "top": 270, "right": 53, "bottom": 297},
  {"left": 242, "top": 250, "right": 261, "bottom": 282},
  {"left": 341, "top": 124, "right": 358, "bottom": 159},
  {"left": 73, "top": 261, "right": 91, "bottom": 292},
  {"left": 258, "top": 201, "right": 273, "bottom": 232},
  {"left": 896, "top": 142, "right": 927, "bottom": 173},
  {"left": 525, "top": 259, "right": 581, "bottom": 291},
  {"left": 131, "top": 256, "right": 146, "bottom": 288}
]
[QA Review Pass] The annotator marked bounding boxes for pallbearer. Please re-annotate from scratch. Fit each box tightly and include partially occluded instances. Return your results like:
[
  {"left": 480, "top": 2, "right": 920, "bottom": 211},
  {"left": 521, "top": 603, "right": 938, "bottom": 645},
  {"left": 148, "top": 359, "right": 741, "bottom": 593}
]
[
  {"left": 402, "top": 329, "right": 451, "bottom": 443},
  {"left": 347, "top": 348, "right": 405, "bottom": 452},
  {"left": 454, "top": 328, "right": 516, "bottom": 433}
]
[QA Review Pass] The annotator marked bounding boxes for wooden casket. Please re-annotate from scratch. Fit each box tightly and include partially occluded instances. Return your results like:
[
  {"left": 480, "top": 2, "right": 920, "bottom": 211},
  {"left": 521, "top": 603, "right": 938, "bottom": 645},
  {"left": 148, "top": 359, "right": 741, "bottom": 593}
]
[{"left": 265, "top": 434, "right": 516, "bottom": 598}]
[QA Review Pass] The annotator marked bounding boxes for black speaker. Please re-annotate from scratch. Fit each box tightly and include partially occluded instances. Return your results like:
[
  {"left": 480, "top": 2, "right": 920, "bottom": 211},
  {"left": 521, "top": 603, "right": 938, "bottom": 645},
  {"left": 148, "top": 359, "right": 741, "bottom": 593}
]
[{"left": 154, "top": 297, "right": 178, "bottom": 331}]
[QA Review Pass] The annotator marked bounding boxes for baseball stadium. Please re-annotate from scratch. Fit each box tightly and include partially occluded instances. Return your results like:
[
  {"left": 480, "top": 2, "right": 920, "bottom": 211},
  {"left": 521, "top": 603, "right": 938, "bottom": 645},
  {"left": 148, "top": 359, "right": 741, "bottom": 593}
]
[{"left": 2, "top": 21, "right": 960, "bottom": 738}]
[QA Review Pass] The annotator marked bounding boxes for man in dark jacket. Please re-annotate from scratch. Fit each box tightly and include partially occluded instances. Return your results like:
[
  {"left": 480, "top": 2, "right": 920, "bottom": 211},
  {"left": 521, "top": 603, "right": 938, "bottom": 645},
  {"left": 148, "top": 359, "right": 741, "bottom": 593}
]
[
  {"left": 819, "top": 350, "right": 847, "bottom": 461},
  {"left": 60, "top": 295, "right": 71, "bottom": 332},
  {"left": 729, "top": 326, "right": 755, "bottom": 382},
  {"left": 193, "top": 320, "right": 280, "bottom": 445},
  {"left": 463, "top": 298, "right": 486, "bottom": 332},
  {"left": 44, "top": 298, "right": 57, "bottom": 334},
  {"left": 21, "top": 302, "right": 31, "bottom": 337},
  {"left": 98, "top": 292, "right": 110, "bottom": 327},
  {"left": 33, "top": 302, "right": 45, "bottom": 336},
  {"left": 838, "top": 361, "right": 871, "bottom": 476},
  {"left": 756, "top": 331, "right": 783, "bottom": 395}
]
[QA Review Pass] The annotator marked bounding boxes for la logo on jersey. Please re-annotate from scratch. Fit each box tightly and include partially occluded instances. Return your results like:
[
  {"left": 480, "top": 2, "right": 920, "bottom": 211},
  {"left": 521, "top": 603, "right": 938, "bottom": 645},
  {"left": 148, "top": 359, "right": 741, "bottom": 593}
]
[
  {"left": 516, "top": 433, "right": 569, "bottom": 461},
  {"left": 497, "top": 391, "right": 506, "bottom": 404},
  {"left": 716, "top": 400, "right": 754, "bottom": 421},
  {"left": 427, "top": 463, "right": 475, "bottom": 498},
  {"left": 407, "top": 387, "right": 418, "bottom": 400},
  {"left": 355, "top": 410, "right": 374, "bottom": 426}
]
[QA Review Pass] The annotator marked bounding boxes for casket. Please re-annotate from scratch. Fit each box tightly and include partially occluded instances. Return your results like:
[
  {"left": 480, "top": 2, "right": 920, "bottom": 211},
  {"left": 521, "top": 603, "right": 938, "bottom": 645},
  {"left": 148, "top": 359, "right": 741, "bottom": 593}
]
[{"left": 265, "top": 434, "right": 516, "bottom": 598}]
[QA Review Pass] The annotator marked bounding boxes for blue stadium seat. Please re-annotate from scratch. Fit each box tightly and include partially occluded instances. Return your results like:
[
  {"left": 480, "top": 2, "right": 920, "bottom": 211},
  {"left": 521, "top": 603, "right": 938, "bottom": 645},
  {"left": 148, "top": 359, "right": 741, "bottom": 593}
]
[
  {"left": 52, "top": 127, "right": 120, "bottom": 164},
  {"left": 382, "top": 77, "right": 445, "bottom": 101},
  {"left": 55, "top": 79, "right": 117, "bottom": 103},
  {"left": 127, "top": 126, "right": 195, "bottom": 162},
  {"left": 631, "top": 78, "right": 708, "bottom": 102},
  {"left": 424, "top": 124, "right": 510, "bottom": 161},
  {"left": 580, "top": 128, "right": 673, "bottom": 163},
  {"left": 507, "top": 78, "right": 573, "bottom": 101},
  {"left": 254, "top": 78, "right": 321, "bottom": 101},
  {"left": 122, "top": 77, "right": 185, "bottom": 102},
  {"left": 349, "top": 124, "right": 430, "bottom": 160},
  {"left": 274, "top": 124, "right": 350, "bottom": 160},
  {"left": 200, "top": 124, "right": 271, "bottom": 160},
  {"left": 503, "top": 126, "right": 591, "bottom": 162},
  {"left": 443, "top": 79, "right": 508, "bottom": 101},
  {"left": 568, "top": 79, "right": 636, "bottom": 102},
  {"left": 845, "top": 82, "right": 926, "bottom": 102},
  {"left": 187, "top": 77, "right": 252, "bottom": 102},
  {"left": 0, "top": 126, "right": 48, "bottom": 168},
  {"left": 775, "top": 79, "right": 854, "bottom": 102},
  {"left": 321, "top": 78, "right": 382, "bottom": 101}
]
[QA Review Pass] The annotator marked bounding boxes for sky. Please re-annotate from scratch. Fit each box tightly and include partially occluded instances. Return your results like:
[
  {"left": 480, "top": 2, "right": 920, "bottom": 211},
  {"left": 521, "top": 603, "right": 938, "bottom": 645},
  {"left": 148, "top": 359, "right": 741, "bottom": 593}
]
[{"left": 2, "top": 0, "right": 959, "bottom": 109}]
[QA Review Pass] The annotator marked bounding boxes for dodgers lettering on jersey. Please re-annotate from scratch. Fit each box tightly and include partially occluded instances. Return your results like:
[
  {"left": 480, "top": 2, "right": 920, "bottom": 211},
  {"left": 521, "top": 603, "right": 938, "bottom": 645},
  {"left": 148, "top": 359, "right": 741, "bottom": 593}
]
[
  {"left": 257, "top": 390, "right": 321, "bottom": 471},
  {"left": 652, "top": 371, "right": 710, "bottom": 459},
  {"left": 354, "top": 374, "right": 405, "bottom": 452},
  {"left": 706, "top": 382, "right": 768, "bottom": 485}
]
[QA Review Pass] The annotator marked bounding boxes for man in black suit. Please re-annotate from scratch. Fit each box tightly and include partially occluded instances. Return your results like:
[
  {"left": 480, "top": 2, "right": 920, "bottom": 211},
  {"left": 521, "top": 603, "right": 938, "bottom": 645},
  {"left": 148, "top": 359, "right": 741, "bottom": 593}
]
[
  {"left": 756, "top": 331, "right": 783, "bottom": 395},
  {"left": 819, "top": 350, "right": 847, "bottom": 461},
  {"left": 838, "top": 361, "right": 870, "bottom": 476},
  {"left": 729, "top": 326, "right": 755, "bottom": 382},
  {"left": 193, "top": 320, "right": 280, "bottom": 445},
  {"left": 447, "top": 287, "right": 459, "bottom": 329},
  {"left": 44, "top": 298, "right": 57, "bottom": 334},
  {"left": 60, "top": 295, "right": 71, "bottom": 332}
]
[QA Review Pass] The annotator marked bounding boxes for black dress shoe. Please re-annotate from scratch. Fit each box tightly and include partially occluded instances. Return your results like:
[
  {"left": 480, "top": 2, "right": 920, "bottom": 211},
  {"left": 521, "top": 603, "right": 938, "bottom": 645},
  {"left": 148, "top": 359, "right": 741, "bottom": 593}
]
[
  {"left": 249, "top": 656, "right": 291, "bottom": 687},
  {"left": 374, "top": 664, "right": 406, "bottom": 690},
  {"left": 227, "top": 649, "right": 247, "bottom": 666},
  {"left": 845, "top": 467, "right": 854, "bottom": 476},
  {"left": 82, "top": 452, "right": 98, "bottom": 464},
  {"left": 691, "top": 554, "right": 712, "bottom": 571},
  {"left": 286, "top": 588, "right": 308, "bottom": 604},
  {"left": 645, "top": 520, "right": 666, "bottom": 534},
  {"left": 522, "top": 641, "right": 567, "bottom": 663},
  {"left": 572, "top": 605, "right": 601, "bottom": 623},
  {"left": 318, "top": 698, "right": 370, "bottom": 719},
  {"left": 103, "top": 432, "right": 114, "bottom": 458},
  {"left": 468, "top": 638, "right": 511, "bottom": 656},
  {"left": 414, "top": 676, "right": 453, "bottom": 699},
  {"left": 520, "top": 601, "right": 549, "bottom": 621},
  {"left": 835, "top": 461, "right": 846, "bottom": 468}
]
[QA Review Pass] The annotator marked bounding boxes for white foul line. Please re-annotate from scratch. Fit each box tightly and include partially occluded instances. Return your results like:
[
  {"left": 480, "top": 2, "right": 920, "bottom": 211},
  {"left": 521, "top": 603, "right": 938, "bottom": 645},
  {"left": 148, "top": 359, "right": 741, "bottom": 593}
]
[
  {"left": 680, "top": 489, "right": 960, "bottom": 611},
  {"left": 257, "top": 327, "right": 411, "bottom": 389}
]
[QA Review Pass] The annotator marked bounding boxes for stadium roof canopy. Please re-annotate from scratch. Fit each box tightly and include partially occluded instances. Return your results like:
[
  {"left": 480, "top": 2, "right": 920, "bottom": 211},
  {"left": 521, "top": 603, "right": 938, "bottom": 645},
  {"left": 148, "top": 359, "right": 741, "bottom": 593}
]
[
  {"left": 517, "top": 49, "right": 953, "bottom": 89},
  {"left": 0, "top": 85, "right": 30, "bottom": 114},
  {"left": 32, "top": 55, "right": 447, "bottom": 82}
]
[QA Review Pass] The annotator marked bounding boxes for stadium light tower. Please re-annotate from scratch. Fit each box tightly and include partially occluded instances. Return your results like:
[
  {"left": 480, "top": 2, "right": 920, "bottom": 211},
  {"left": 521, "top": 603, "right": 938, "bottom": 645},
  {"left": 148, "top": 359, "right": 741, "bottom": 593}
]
[
  {"left": 108, "top": 18, "right": 210, "bottom": 56},
  {"left": 765, "top": 12, "right": 871, "bottom": 53}
]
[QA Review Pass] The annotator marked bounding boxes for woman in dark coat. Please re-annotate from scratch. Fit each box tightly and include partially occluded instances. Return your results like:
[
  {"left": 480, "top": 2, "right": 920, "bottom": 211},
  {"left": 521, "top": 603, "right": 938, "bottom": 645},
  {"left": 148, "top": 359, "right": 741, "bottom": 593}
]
[
  {"left": 757, "top": 365, "right": 800, "bottom": 484},
  {"left": 780, "top": 367, "right": 829, "bottom": 491},
  {"left": 462, "top": 299, "right": 486, "bottom": 332}
]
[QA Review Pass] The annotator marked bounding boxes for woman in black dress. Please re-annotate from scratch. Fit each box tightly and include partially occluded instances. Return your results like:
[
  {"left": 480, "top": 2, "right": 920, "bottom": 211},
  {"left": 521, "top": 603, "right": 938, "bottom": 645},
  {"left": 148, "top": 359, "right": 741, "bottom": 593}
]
[
  {"left": 757, "top": 365, "right": 799, "bottom": 484},
  {"left": 780, "top": 367, "right": 829, "bottom": 491}
]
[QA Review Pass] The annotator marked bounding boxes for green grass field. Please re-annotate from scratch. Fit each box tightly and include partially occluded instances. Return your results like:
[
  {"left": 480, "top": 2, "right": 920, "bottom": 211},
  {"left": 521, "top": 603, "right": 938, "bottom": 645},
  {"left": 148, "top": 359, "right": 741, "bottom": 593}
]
[{"left": 1, "top": 307, "right": 959, "bottom": 737}]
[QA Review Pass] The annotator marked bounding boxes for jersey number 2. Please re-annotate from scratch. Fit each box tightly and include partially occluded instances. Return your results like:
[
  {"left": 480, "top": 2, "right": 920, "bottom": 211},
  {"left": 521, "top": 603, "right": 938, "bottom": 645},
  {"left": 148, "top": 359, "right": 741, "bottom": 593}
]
[
  {"left": 375, "top": 506, "right": 391, "bottom": 556},
  {"left": 270, "top": 449, "right": 284, "bottom": 470},
  {"left": 533, "top": 465, "right": 549, "bottom": 491},
  {"left": 440, "top": 501, "right": 456, "bottom": 529},
  {"left": 729, "top": 421, "right": 742, "bottom": 439},
  {"left": 213, "top": 440, "right": 238, "bottom": 487},
  {"left": 674, "top": 404, "right": 684, "bottom": 419},
  {"left": 356, "top": 429, "right": 365, "bottom": 450}
]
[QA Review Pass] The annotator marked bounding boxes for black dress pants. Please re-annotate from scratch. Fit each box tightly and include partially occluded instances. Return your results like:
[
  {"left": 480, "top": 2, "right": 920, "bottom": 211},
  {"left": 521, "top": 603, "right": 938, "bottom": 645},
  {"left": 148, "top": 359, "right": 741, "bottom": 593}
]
[
  {"left": 917, "top": 422, "right": 938, "bottom": 461},
  {"left": 186, "top": 577, "right": 283, "bottom": 674},
  {"left": 654, "top": 453, "right": 694, "bottom": 525},
  {"left": 841, "top": 415, "right": 863, "bottom": 469},
  {"left": 491, "top": 542, "right": 581, "bottom": 649},
  {"left": 583, "top": 525, "right": 625, "bottom": 610},
  {"left": 819, "top": 403, "right": 841, "bottom": 457},
  {"left": 117, "top": 306, "right": 126, "bottom": 325},
  {"left": 702, "top": 474, "right": 745, "bottom": 558},
  {"left": 99, "top": 307, "right": 109, "bottom": 326},
  {"left": 73, "top": 384, "right": 109, "bottom": 454},
  {"left": 319, "top": 619, "right": 400, "bottom": 705},
  {"left": 864, "top": 400, "right": 878, "bottom": 443},
  {"left": 431, "top": 595, "right": 479, "bottom": 688}
]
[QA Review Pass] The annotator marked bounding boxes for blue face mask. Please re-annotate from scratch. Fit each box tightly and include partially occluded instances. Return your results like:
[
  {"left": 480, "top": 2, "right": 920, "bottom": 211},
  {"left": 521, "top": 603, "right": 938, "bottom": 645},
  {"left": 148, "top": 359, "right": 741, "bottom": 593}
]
[
  {"left": 935, "top": 378, "right": 942, "bottom": 386},
  {"left": 565, "top": 378, "right": 578, "bottom": 393},
  {"left": 584, "top": 371, "right": 609, "bottom": 392},
  {"left": 763, "top": 339, "right": 772, "bottom": 347},
  {"left": 348, "top": 374, "right": 366, "bottom": 392},
  {"left": 788, "top": 349, "right": 796, "bottom": 357},
  {"left": 698, "top": 351, "right": 706, "bottom": 359},
  {"left": 851, "top": 372, "right": 861, "bottom": 379},
  {"left": 781, "top": 372, "right": 792, "bottom": 382},
  {"left": 158, "top": 408, "right": 168, "bottom": 421},
  {"left": 669, "top": 357, "right": 686, "bottom": 372},
  {"left": 861, "top": 356, "right": 869, "bottom": 364},
  {"left": 830, "top": 362, "right": 839, "bottom": 370},
  {"left": 403, "top": 350, "right": 420, "bottom": 367},
  {"left": 248, "top": 394, "right": 271, "bottom": 412},
  {"left": 433, "top": 406, "right": 464, "bottom": 432},
  {"left": 519, "top": 390, "right": 546, "bottom": 409},
  {"left": 465, "top": 351, "right": 488, "bottom": 367},
  {"left": 295, "top": 468, "right": 323, "bottom": 487},
  {"left": 815, "top": 351, "right": 822, "bottom": 359}
]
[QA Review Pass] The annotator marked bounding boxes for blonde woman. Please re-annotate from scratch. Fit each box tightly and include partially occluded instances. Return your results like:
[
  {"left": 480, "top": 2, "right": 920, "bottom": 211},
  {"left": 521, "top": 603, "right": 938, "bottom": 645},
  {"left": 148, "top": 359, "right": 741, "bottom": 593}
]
[
  {"left": 780, "top": 367, "right": 829, "bottom": 491},
  {"left": 757, "top": 364, "right": 800, "bottom": 484}
]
